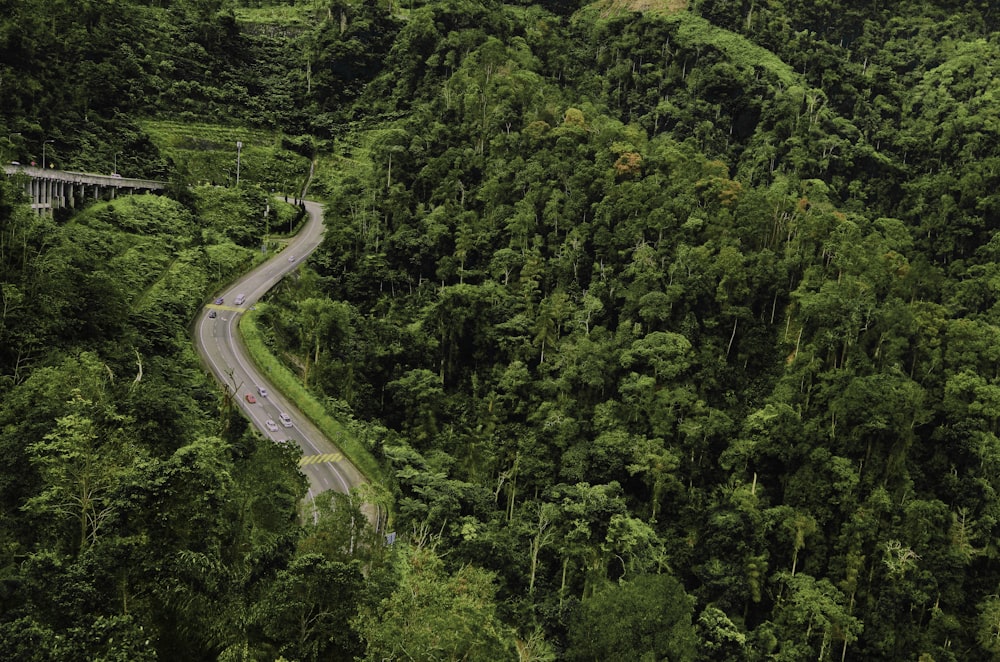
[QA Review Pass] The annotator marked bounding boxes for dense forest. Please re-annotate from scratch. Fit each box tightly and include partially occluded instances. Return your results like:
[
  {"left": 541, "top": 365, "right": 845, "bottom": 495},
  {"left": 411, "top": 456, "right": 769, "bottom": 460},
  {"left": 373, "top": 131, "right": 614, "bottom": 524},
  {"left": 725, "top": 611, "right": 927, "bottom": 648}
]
[{"left": 4, "top": 0, "right": 1000, "bottom": 659}]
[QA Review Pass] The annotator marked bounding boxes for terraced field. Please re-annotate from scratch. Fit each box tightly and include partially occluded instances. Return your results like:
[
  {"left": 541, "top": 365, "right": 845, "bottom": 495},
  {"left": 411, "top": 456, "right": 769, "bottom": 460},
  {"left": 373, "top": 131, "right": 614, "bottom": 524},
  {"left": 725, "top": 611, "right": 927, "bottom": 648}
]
[
  {"left": 140, "top": 119, "right": 312, "bottom": 194},
  {"left": 142, "top": 120, "right": 278, "bottom": 152}
]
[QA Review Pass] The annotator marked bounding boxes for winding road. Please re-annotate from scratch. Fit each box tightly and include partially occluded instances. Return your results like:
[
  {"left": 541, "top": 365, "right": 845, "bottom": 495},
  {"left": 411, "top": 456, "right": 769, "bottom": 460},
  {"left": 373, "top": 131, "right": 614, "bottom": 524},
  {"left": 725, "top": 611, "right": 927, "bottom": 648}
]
[{"left": 193, "top": 200, "right": 367, "bottom": 501}]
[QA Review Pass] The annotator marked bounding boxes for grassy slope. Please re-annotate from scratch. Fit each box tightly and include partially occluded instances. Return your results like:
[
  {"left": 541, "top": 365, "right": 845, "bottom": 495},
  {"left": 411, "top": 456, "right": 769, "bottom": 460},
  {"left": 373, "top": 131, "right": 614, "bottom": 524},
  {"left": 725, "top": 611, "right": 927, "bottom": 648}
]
[
  {"left": 141, "top": 119, "right": 312, "bottom": 193},
  {"left": 232, "top": 4, "right": 316, "bottom": 27},
  {"left": 578, "top": 0, "right": 798, "bottom": 87}
]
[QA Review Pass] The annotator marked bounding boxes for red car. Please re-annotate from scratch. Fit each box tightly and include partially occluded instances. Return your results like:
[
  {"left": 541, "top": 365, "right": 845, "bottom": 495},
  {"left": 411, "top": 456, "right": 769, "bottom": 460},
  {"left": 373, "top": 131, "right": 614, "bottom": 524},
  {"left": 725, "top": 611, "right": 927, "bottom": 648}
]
[{"left": 245, "top": 393, "right": 257, "bottom": 404}]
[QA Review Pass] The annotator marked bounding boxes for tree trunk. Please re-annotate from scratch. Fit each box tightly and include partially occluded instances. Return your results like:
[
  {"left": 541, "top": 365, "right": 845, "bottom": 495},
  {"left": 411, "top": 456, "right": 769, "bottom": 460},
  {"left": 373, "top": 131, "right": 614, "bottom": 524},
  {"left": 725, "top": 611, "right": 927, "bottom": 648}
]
[
  {"left": 726, "top": 317, "right": 738, "bottom": 359},
  {"left": 560, "top": 557, "right": 569, "bottom": 609},
  {"left": 507, "top": 456, "right": 518, "bottom": 522},
  {"left": 313, "top": 340, "right": 321, "bottom": 389},
  {"left": 529, "top": 536, "right": 541, "bottom": 595}
]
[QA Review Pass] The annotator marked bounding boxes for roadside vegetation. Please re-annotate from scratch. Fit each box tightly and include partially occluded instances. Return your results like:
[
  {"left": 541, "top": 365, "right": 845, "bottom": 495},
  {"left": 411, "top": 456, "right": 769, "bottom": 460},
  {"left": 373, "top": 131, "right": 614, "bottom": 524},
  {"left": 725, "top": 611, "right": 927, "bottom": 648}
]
[{"left": 240, "top": 304, "right": 385, "bottom": 483}]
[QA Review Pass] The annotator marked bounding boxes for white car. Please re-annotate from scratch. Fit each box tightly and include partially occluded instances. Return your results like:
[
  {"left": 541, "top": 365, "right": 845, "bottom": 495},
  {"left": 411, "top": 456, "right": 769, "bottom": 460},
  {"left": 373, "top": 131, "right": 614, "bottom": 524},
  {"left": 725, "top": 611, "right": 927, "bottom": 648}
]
[
  {"left": 265, "top": 419, "right": 279, "bottom": 432},
  {"left": 257, "top": 386, "right": 268, "bottom": 398},
  {"left": 279, "top": 413, "right": 293, "bottom": 427}
]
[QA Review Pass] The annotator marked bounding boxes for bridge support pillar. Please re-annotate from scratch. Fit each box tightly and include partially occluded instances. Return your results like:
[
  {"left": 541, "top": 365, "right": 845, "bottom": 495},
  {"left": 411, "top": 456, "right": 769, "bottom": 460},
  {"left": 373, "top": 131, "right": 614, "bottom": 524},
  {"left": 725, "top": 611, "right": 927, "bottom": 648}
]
[
  {"left": 29, "top": 178, "right": 43, "bottom": 214},
  {"left": 4, "top": 166, "right": 166, "bottom": 212}
]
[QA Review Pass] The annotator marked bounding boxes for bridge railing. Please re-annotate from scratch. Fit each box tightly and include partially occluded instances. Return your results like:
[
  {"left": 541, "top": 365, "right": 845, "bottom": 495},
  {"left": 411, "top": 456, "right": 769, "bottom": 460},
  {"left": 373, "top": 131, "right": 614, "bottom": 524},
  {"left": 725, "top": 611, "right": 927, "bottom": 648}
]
[{"left": 3, "top": 164, "right": 166, "bottom": 189}]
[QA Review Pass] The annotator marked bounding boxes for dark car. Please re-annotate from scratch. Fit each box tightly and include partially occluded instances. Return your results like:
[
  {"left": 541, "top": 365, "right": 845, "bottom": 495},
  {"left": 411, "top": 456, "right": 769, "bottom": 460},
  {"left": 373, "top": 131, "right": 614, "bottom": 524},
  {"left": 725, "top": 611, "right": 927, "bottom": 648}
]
[
  {"left": 208, "top": 310, "right": 217, "bottom": 318},
  {"left": 214, "top": 297, "right": 224, "bottom": 305}
]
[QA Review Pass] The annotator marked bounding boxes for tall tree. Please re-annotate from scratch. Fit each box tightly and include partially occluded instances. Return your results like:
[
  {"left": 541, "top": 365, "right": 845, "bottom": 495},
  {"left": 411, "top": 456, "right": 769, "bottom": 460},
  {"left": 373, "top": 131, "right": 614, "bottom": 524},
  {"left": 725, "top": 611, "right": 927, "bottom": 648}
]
[
  {"left": 565, "top": 573, "right": 697, "bottom": 662},
  {"left": 24, "top": 394, "right": 140, "bottom": 556},
  {"left": 356, "top": 545, "right": 516, "bottom": 660}
]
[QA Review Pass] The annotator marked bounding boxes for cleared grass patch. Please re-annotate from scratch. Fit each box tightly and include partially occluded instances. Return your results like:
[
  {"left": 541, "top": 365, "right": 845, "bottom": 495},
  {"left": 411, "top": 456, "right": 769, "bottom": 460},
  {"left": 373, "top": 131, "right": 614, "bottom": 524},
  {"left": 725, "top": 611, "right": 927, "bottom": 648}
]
[
  {"left": 587, "top": 0, "right": 687, "bottom": 17},
  {"left": 233, "top": 5, "right": 314, "bottom": 27},
  {"left": 573, "top": 6, "right": 797, "bottom": 88},
  {"left": 141, "top": 119, "right": 312, "bottom": 195},
  {"left": 240, "top": 305, "right": 384, "bottom": 484},
  {"left": 143, "top": 119, "right": 277, "bottom": 151}
]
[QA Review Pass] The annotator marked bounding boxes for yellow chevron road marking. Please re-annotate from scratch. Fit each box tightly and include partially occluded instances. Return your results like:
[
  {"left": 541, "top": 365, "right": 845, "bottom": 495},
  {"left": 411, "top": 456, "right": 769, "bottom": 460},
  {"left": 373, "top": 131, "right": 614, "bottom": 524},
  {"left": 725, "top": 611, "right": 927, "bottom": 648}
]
[
  {"left": 299, "top": 453, "right": 344, "bottom": 466},
  {"left": 207, "top": 304, "right": 245, "bottom": 312}
]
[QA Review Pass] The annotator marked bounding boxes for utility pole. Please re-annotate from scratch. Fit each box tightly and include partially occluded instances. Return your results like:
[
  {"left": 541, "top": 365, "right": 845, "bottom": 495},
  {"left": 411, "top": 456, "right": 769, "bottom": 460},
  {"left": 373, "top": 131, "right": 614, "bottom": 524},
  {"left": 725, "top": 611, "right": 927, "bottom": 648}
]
[{"left": 262, "top": 202, "right": 269, "bottom": 254}]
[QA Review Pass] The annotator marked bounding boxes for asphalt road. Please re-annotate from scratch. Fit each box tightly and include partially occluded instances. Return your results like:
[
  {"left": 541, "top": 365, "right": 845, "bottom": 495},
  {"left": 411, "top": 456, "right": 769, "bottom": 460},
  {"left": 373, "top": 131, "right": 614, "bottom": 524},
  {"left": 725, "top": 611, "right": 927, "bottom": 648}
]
[{"left": 193, "top": 200, "right": 368, "bottom": 502}]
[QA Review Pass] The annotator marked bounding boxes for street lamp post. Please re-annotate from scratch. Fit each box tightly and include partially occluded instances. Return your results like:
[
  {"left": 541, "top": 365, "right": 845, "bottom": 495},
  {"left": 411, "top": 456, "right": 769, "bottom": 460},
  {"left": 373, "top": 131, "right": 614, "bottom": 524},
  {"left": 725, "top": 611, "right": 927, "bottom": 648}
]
[
  {"left": 114, "top": 151, "right": 121, "bottom": 175},
  {"left": 262, "top": 202, "right": 269, "bottom": 254},
  {"left": 42, "top": 139, "right": 54, "bottom": 169},
  {"left": 236, "top": 141, "right": 243, "bottom": 187}
]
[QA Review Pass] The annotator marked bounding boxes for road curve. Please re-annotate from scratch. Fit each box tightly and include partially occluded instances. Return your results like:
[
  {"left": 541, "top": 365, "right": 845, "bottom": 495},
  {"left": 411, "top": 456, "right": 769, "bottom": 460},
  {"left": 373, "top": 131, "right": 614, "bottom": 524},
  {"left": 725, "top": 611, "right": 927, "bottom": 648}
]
[{"left": 193, "top": 200, "right": 368, "bottom": 501}]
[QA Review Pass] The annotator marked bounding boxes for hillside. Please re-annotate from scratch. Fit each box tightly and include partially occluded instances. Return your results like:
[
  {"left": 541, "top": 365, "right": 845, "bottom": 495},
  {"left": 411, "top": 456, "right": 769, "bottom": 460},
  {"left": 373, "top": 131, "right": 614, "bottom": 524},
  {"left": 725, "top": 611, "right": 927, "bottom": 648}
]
[{"left": 4, "top": 0, "right": 1000, "bottom": 660}]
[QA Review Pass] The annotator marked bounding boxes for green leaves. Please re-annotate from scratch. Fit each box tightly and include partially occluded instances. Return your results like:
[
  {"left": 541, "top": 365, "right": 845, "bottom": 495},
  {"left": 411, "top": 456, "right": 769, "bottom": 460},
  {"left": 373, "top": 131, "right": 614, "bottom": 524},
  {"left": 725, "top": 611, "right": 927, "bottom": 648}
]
[
  {"left": 565, "top": 573, "right": 696, "bottom": 662},
  {"left": 24, "top": 403, "right": 140, "bottom": 555},
  {"left": 258, "top": 554, "right": 365, "bottom": 661},
  {"left": 771, "top": 572, "right": 863, "bottom": 661},
  {"left": 620, "top": 330, "right": 693, "bottom": 381},
  {"left": 356, "top": 546, "right": 516, "bottom": 661}
]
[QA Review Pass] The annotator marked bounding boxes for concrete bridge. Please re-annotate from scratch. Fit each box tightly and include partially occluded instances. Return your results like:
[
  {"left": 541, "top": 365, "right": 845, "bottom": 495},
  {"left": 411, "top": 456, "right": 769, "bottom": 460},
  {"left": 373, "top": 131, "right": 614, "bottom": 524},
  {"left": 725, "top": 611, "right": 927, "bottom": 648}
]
[{"left": 3, "top": 164, "right": 167, "bottom": 214}]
